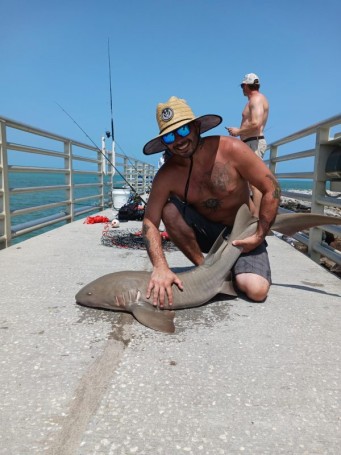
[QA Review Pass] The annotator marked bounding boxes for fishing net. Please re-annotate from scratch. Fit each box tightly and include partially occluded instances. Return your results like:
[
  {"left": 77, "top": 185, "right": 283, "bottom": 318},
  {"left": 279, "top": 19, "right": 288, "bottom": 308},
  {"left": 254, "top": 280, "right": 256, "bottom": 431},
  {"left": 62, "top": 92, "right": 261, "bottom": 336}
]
[{"left": 101, "top": 225, "right": 178, "bottom": 252}]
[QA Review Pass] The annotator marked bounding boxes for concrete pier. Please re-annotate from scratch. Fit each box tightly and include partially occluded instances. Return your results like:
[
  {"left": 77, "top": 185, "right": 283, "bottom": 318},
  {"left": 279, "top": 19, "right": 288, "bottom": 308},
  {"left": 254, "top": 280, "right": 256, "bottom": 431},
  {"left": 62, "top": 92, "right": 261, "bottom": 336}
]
[{"left": 0, "top": 211, "right": 340, "bottom": 455}]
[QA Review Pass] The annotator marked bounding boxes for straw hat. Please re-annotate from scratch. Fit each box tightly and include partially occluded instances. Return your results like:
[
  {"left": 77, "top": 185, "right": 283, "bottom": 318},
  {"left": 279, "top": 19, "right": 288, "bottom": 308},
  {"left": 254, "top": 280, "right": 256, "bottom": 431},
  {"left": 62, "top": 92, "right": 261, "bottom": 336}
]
[{"left": 143, "top": 96, "right": 222, "bottom": 155}]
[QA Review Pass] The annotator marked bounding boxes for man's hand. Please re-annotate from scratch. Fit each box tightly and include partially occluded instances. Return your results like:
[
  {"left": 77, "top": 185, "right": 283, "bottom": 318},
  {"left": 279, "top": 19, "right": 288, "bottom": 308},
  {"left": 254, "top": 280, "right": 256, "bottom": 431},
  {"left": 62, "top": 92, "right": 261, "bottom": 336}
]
[
  {"left": 225, "top": 126, "right": 239, "bottom": 137},
  {"left": 146, "top": 266, "right": 183, "bottom": 308},
  {"left": 232, "top": 233, "right": 264, "bottom": 254}
]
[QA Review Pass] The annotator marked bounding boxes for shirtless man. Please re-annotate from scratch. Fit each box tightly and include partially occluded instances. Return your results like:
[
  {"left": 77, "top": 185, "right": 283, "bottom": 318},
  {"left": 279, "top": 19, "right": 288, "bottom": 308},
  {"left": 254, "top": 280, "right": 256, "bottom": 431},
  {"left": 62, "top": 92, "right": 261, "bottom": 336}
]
[
  {"left": 226, "top": 73, "right": 269, "bottom": 214},
  {"left": 142, "top": 96, "right": 280, "bottom": 308}
]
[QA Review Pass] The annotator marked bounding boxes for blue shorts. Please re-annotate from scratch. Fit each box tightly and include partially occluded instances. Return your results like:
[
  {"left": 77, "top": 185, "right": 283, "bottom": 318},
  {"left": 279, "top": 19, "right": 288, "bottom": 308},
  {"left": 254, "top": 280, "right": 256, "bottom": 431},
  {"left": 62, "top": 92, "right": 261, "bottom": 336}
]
[{"left": 169, "top": 196, "right": 271, "bottom": 283}]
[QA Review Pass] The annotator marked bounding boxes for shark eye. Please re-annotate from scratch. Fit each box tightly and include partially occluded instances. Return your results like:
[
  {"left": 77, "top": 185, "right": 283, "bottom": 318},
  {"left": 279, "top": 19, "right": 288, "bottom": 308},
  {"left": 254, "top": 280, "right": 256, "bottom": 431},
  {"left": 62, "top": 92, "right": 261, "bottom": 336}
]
[{"left": 87, "top": 292, "right": 92, "bottom": 295}]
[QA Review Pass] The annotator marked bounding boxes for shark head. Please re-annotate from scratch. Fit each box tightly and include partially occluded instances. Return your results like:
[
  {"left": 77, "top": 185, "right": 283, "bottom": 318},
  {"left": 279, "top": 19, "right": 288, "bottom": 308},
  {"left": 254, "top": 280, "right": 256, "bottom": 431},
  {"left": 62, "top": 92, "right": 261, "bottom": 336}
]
[{"left": 75, "top": 273, "right": 125, "bottom": 309}]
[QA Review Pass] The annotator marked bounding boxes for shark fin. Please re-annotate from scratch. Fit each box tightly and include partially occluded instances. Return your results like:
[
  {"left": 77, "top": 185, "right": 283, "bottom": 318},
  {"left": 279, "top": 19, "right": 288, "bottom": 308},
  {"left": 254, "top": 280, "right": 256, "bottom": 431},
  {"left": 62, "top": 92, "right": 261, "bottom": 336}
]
[
  {"left": 204, "top": 204, "right": 258, "bottom": 266},
  {"left": 272, "top": 213, "right": 341, "bottom": 236},
  {"left": 229, "top": 204, "right": 258, "bottom": 243},
  {"left": 204, "top": 227, "right": 229, "bottom": 265},
  {"left": 132, "top": 302, "right": 175, "bottom": 333}
]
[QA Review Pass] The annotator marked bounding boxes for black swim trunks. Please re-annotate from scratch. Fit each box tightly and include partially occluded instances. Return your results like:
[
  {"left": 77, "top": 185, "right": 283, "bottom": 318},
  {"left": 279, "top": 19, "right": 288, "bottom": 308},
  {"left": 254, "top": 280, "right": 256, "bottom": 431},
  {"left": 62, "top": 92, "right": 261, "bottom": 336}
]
[{"left": 169, "top": 196, "right": 271, "bottom": 283}]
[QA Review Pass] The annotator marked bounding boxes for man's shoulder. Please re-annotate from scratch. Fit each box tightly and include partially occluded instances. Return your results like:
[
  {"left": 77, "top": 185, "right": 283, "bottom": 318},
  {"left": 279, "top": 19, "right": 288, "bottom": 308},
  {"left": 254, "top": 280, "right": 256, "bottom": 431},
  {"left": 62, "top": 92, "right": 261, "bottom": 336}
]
[
  {"left": 204, "top": 135, "right": 234, "bottom": 146},
  {"left": 155, "top": 159, "right": 186, "bottom": 179},
  {"left": 205, "top": 135, "right": 242, "bottom": 155},
  {"left": 250, "top": 91, "right": 268, "bottom": 104}
]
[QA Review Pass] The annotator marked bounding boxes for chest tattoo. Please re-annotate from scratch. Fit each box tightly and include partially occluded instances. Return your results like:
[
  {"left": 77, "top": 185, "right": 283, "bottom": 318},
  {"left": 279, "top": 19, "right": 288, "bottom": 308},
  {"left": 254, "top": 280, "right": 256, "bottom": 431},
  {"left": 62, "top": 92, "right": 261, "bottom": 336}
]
[{"left": 201, "top": 198, "right": 222, "bottom": 211}]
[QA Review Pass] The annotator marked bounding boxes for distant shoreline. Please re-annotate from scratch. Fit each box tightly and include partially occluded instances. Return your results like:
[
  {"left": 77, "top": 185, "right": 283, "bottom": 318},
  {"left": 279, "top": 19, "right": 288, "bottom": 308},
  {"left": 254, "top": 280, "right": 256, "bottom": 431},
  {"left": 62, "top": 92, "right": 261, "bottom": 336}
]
[{"left": 280, "top": 190, "right": 341, "bottom": 217}]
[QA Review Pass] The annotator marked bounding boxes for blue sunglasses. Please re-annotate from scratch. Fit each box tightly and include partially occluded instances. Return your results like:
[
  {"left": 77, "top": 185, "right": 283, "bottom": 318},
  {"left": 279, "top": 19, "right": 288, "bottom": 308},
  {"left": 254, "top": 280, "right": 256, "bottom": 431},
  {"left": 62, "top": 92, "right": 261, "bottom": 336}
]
[{"left": 162, "top": 124, "right": 191, "bottom": 145}]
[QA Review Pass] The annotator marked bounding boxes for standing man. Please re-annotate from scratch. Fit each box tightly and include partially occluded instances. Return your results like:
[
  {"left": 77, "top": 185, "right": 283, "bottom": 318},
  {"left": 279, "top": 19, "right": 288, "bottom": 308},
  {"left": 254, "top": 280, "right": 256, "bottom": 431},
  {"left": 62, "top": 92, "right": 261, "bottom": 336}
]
[
  {"left": 142, "top": 96, "right": 280, "bottom": 308},
  {"left": 226, "top": 73, "right": 269, "bottom": 214}
]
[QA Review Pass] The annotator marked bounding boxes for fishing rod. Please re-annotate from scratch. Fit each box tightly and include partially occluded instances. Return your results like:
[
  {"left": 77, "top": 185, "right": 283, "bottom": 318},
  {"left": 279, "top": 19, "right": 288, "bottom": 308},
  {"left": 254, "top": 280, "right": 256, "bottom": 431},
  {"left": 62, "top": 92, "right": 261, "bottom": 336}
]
[
  {"left": 56, "top": 102, "right": 147, "bottom": 204},
  {"left": 107, "top": 38, "right": 146, "bottom": 178},
  {"left": 107, "top": 37, "right": 115, "bottom": 147}
]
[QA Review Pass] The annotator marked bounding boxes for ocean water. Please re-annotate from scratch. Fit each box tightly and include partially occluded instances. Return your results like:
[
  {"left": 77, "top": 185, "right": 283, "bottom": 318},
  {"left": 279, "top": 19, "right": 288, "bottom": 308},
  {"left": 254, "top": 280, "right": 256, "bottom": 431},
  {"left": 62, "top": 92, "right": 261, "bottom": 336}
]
[
  {"left": 279, "top": 179, "right": 313, "bottom": 192},
  {"left": 5, "top": 174, "right": 314, "bottom": 244},
  {"left": 6, "top": 172, "right": 112, "bottom": 244}
]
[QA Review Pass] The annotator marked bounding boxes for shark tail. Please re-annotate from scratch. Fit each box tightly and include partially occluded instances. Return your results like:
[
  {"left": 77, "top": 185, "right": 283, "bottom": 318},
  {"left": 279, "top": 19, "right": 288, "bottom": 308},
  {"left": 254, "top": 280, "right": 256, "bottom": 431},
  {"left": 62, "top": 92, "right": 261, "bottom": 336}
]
[
  {"left": 132, "top": 303, "right": 176, "bottom": 333},
  {"left": 272, "top": 213, "right": 341, "bottom": 236}
]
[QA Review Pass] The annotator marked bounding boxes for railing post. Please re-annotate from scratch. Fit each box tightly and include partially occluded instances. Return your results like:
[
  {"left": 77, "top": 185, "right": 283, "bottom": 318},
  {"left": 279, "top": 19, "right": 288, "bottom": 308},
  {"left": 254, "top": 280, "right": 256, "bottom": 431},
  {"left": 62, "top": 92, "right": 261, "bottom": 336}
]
[
  {"left": 134, "top": 162, "right": 138, "bottom": 194},
  {"left": 64, "top": 140, "right": 74, "bottom": 222},
  {"left": 143, "top": 163, "right": 148, "bottom": 194},
  {"left": 137, "top": 164, "right": 141, "bottom": 194},
  {"left": 107, "top": 144, "right": 113, "bottom": 207},
  {"left": 309, "top": 126, "right": 330, "bottom": 263},
  {"left": 0, "top": 120, "right": 10, "bottom": 248},
  {"left": 132, "top": 163, "right": 137, "bottom": 193},
  {"left": 99, "top": 146, "right": 105, "bottom": 211},
  {"left": 269, "top": 145, "right": 278, "bottom": 176},
  {"left": 124, "top": 157, "right": 129, "bottom": 189}
]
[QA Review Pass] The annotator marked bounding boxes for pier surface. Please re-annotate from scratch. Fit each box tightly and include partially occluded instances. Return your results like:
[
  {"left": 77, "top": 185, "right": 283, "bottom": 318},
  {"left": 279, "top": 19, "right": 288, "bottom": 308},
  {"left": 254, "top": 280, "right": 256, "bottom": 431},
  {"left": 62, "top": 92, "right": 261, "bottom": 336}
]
[{"left": 0, "top": 211, "right": 340, "bottom": 455}]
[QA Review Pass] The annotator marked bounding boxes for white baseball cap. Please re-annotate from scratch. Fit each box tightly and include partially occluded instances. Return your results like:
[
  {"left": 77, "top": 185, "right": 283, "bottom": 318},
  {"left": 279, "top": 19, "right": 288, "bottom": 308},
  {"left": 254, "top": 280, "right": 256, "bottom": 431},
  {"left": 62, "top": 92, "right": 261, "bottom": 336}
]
[{"left": 241, "top": 73, "right": 260, "bottom": 84}]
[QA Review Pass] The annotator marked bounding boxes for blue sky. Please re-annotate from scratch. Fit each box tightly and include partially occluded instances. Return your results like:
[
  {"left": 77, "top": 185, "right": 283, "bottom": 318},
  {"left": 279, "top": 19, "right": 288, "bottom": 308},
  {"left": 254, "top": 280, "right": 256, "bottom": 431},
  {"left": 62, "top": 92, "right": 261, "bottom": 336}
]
[{"left": 1, "top": 0, "right": 340, "bottom": 171}]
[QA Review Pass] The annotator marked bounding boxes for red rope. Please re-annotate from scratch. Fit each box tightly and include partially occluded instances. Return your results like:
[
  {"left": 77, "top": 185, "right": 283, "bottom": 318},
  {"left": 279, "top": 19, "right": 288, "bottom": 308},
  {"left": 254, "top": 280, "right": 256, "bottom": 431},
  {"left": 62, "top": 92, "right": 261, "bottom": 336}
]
[{"left": 84, "top": 215, "right": 110, "bottom": 224}]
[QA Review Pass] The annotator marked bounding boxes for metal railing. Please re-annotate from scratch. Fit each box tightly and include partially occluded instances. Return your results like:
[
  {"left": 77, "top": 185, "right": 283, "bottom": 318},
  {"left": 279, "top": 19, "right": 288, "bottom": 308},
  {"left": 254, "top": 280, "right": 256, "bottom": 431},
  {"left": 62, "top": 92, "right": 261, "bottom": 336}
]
[
  {"left": 0, "top": 116, "right": 156, "bottom": 248},
  {"left": 264, "top": 114, "right": 341, "bottom": 268},
  {"left": 2, "top": 113, "right": 340, "bottom": 268}
]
